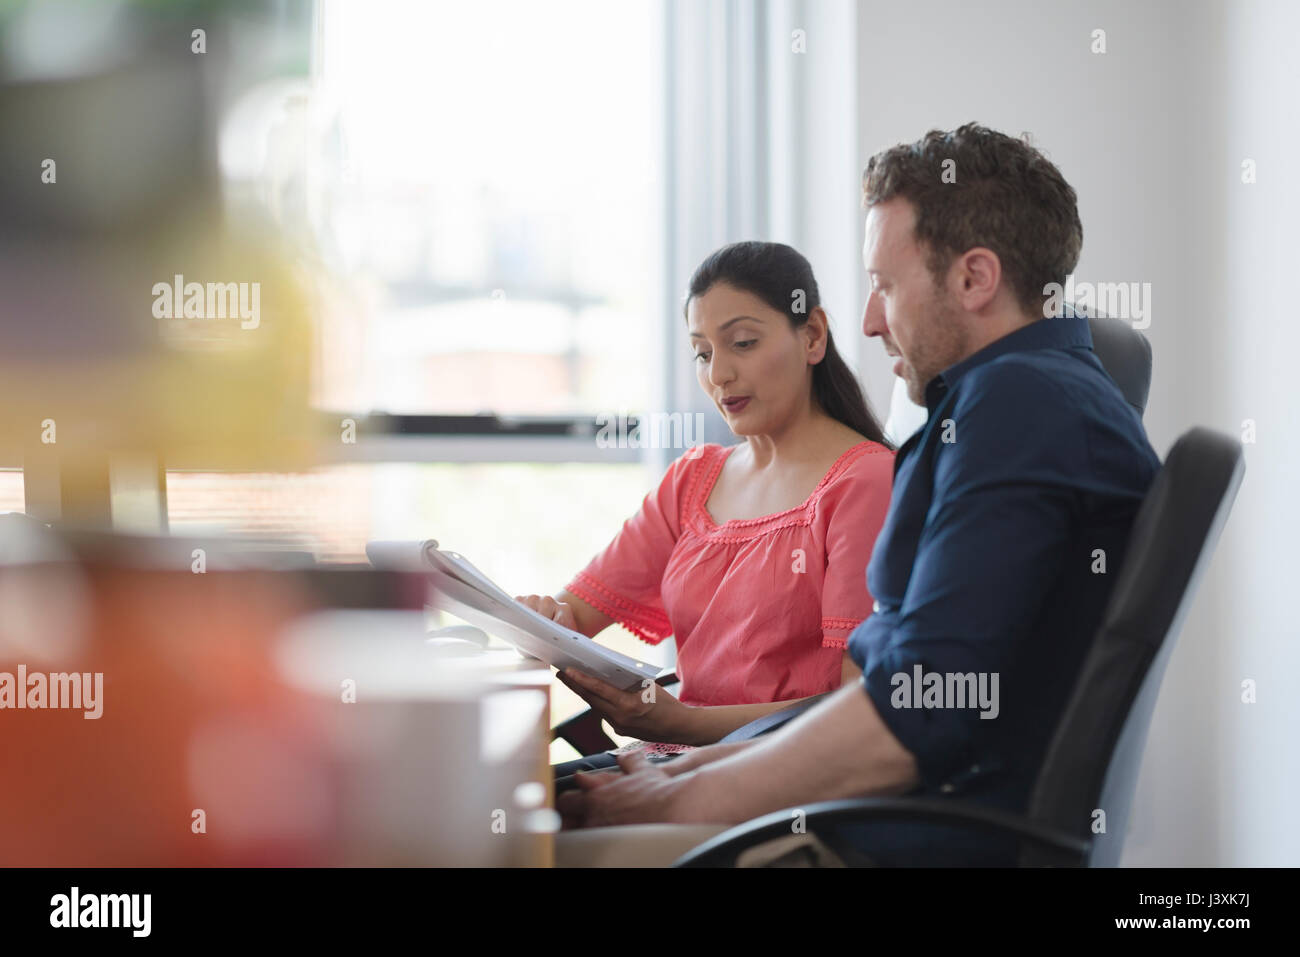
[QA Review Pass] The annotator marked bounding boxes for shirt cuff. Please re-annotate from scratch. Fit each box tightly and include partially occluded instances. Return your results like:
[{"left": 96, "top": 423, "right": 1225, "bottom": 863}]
[{"left": 859, "top": 645, "right": 984, "bottom": 789}]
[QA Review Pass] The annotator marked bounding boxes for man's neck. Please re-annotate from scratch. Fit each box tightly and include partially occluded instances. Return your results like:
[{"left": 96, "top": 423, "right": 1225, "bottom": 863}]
[{"left": 958, "top": 308, "right": 1041, "bottom": 364}]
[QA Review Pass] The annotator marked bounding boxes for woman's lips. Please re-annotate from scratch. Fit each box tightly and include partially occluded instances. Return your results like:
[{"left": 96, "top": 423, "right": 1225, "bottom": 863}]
[{"left": 721, "top": 396, "right": 751, "bottom": 414}]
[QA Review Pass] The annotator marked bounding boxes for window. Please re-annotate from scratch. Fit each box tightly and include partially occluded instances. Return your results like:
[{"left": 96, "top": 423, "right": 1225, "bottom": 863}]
[
  {"left": 179, "top": 0, "right": 671, "bottom": 617},
  {"left": 302, "top": 0, "right": 664, "bottom": 418}
]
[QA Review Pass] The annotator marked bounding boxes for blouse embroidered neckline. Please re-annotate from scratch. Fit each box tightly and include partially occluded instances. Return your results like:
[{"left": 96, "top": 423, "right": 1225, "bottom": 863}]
[{"left": 690, "top": 440, "right": 887, "bottom": 536}]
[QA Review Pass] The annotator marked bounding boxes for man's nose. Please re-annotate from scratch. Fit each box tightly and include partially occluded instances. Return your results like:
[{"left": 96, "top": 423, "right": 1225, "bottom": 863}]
[{"left": 861, "top": 289, "right": 885, "bottom": 337}]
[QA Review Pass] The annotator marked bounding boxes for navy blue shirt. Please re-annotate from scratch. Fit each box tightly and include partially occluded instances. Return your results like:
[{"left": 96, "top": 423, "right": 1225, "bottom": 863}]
[{"left": 843, "top": 314, "right": 1160, "bottom": 863}]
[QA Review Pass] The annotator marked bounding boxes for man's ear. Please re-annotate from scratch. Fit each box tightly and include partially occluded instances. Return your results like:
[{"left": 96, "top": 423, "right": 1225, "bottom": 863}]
[
  {"left": 804, "top": 306, "right": 830, "bottom": 363},
  {"left": 951, "top": 247, "right": 1001, "bottom": 312}
]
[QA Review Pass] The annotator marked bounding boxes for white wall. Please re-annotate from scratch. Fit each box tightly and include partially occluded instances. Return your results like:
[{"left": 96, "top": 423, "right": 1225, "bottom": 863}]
[
  {"left": 772, "top": 0, "right": 865, "bottom": 388},
  {"left": 850, "top": 0, "right": 1300, "bottom": 865},
  {"left": 1213, "top": 0, "right": 1300, "bottom": 868}
]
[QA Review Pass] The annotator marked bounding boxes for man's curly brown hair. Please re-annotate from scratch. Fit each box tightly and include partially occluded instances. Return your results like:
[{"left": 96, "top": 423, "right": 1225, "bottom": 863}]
[{"left": 862, "top": 124, "right": 1083, "bottom": 315}]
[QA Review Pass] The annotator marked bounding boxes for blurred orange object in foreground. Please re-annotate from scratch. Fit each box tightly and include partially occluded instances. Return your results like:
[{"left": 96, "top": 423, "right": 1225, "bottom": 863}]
[{"left": 0, "top": 563, "right": 338, "bottom": 866}]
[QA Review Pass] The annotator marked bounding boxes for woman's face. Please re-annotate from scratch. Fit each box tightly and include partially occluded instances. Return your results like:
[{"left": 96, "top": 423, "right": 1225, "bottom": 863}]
[{"left": 687, "top": 282, "right": 823, "bottom": 437}]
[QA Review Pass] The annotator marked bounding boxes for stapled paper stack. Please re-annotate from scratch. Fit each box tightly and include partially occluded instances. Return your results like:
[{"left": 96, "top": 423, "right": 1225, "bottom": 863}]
[{"left": 365, "top": 540, "right": 661, "bottom": 690}]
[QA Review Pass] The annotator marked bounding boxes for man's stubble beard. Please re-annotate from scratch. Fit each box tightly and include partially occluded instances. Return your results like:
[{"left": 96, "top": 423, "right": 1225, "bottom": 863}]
[{"left": 902, "top": 289, "right": 966, "bottom": 407}]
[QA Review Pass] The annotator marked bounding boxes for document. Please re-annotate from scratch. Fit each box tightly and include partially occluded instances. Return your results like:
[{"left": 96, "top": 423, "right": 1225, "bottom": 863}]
[{"left": 365, "top": 540, "right": 662, "bottom": 690}]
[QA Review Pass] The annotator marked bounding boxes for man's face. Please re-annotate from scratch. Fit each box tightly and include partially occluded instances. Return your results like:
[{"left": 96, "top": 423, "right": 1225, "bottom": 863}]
[{"left": 861, "top": 198, "right": 969, "bottom": 406}]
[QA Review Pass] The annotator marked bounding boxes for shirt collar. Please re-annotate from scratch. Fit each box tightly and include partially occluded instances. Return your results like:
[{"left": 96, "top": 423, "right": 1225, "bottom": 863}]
[{"left": 923, "top": 314, "right": 1094, "bottom": 412}]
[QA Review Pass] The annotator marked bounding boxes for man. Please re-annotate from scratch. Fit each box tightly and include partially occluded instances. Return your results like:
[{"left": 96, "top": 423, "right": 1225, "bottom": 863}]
[{"left": 556, "top": 124, "right": 1161, "bottom": 867}]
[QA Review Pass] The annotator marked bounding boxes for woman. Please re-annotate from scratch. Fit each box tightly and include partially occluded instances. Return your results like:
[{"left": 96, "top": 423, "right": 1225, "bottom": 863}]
[{"left": 517, "top": 241, "right": 895, "bottom": 775}]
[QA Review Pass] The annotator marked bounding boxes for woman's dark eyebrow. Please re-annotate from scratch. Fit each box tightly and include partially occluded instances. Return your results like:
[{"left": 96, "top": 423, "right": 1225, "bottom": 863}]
[{"left": 688, "top": 315, "right": 763, "bottom": 338}]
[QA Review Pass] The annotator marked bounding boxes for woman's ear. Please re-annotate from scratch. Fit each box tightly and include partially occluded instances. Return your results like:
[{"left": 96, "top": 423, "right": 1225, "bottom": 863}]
[{"left": 804, "top": 306, "right": 830, "bottom": 364}]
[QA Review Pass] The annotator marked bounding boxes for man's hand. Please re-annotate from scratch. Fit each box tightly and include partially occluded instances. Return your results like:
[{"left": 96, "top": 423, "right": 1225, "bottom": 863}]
[
  {"left": 557, "top": 669, "right": 698, "bottom": 744},
  {"left": 660, "top": 740, "right": 754, "bottom": 776},
  {"left": 555, "top": 741, "right": 755, "bottom": 828},
  {"left": 556, "top": 685, "right": 921, "bottom": 833},
  {"left": 557, "top": 751, "right": 705, "bottom": 829}
]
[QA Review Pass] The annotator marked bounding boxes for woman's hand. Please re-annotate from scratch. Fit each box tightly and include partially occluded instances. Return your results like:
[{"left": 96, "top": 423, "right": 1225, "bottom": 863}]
[
  {"left": 513, "top": 594, "right": 578, "bottom": 632},
  {"left": 557, "top": 669, "right": 698, "bottom": 745}
]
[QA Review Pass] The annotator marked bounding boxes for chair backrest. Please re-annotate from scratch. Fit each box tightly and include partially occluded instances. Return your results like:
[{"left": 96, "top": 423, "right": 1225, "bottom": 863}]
[
  {"left": 1087, "top": 315, "right": 1152, "bottom": 416},
  {"left": 1024, "top": 427, "right": 1244, "bottom": 866}
]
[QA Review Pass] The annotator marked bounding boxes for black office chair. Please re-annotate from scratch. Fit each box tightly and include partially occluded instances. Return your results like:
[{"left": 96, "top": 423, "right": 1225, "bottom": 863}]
[
  {"left": 673, "top": 427, "right": 1244, "bottom": 866},
  {"left": 1086, "top": 313, "right": 1152, "bottom": 417},
  {"left": 553, "top": 313, "right": 1155, "bottom": 758}
]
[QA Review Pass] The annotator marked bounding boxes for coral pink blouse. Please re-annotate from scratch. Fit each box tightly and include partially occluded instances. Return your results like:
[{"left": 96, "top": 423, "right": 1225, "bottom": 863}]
[{"left": 565, "top": 440, "right": 894, "bottom": 707}]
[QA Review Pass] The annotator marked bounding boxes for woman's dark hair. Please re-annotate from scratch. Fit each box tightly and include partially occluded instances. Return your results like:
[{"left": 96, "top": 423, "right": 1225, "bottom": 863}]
[{"left": 685, "top": 241, "right": 892, "bottom": 448}]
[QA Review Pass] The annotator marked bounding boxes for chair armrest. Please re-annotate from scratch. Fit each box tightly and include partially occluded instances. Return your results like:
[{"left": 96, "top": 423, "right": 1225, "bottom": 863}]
[
  {"left": 551, "top": 671, "right": 679, "bottom": 755},
  {"left": 672, "top": 796, "right": 1089, "bottom": 867},
  {"left": 716, "top": 693, "right": 829, "bottom": 743},
  {"left": 551, "top": 708, "right": 615, "bottom": 756}
]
